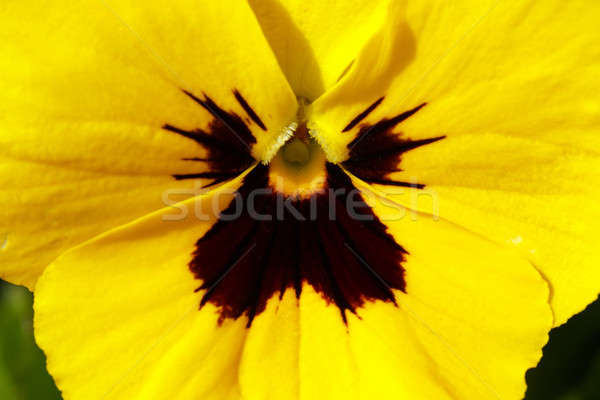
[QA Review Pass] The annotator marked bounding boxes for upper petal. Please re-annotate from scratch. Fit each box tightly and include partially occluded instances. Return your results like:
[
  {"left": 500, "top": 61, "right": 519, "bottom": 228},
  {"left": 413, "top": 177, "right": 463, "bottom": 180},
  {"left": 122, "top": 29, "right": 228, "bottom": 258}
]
[
  {"left": 0, "top": 0, "right": 297, "bottom": 288},
  {"left": 248, "top": 0, "right": 390, "bottom": 101},
  {"left": 309, "top": 0, "right": 600, "bottom": 325}
]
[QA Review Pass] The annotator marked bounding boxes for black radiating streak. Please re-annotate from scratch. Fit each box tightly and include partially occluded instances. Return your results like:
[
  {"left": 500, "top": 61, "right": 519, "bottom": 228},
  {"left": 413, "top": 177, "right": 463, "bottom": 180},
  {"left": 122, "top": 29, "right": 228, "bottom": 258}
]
[
  {"left": 347, "top": 136, "right": 447, "bottom": 163},
  {"left": 181, "top": 157, "right": 214, "bottom": 162},
  {"left": 342, "top": 101, "right": 446, "bottom": 188},
  {"left": 342, "top": 97, "right": 384, "bottom": 132},
  {"left": 233, "top": 89, "right": 267, "bottom": 131},
  {"left": 162, "top": 90, "right": 260, "bottom": 187},
  {"left": 182, "top": 90, "right": 256, "bottom": 150},
  {"left": 348, "top": 103, "right": 428, "bottom": 150}
]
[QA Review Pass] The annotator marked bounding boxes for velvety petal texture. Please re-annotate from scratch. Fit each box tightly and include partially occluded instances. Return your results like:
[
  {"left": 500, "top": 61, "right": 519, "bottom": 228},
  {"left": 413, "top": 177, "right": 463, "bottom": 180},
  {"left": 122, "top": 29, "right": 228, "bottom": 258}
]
[
  {"left": 34, "top": 178, "right": 242, "bottom": 400},
  {"left": 0, "top": 0, "right": 297, "bottom": 288},
  {"left": 34, "top": 177, "right": 551, "bottom": 400},
  {"left": 311, "top": 0, "right": 600, "bottom": 325}
]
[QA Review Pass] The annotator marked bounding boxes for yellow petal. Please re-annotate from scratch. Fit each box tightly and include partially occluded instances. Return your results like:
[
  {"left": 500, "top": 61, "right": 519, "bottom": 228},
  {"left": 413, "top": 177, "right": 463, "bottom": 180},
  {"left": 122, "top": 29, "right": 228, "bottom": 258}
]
[
  {"left": 248, "top": 0, "right": 390, "bottom": 101},
  {"left": 35, "top": 168, "right": 551, "bottom": 400},
  {"left": 341, "top": 179, "right": 552, "bottom": 400},
  {"left": 296, "top": 286, "right": 359, "bottom": 400},
  {"left": 238, "top": 289, "right": 300, "bottom": 400},
  {"left": 34, "top": 178, "right": 245, "bottom": 400},
  {"left": 0, "top": 0, "right": 297, "bottom": 288},
  {"left": 310, "top": 0, "right": 600, "bottom": 325},
  {"left": 34, "top": 175, "right": 301, "bottom": 400}
]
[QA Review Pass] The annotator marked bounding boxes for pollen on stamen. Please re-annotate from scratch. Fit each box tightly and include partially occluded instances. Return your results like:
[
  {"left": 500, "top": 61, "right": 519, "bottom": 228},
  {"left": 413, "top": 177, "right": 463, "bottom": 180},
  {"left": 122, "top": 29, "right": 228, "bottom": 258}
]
[
  {"left": 260, "top": 121, "right": 298, "bottom": 165},
  {"left": 306, "top": 120, "right": 345, "bottom": 163}
]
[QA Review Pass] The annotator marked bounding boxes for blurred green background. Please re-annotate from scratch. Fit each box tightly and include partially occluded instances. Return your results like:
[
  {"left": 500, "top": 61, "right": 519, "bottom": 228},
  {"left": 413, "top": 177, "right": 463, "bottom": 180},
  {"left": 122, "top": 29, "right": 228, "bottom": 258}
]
[
  {"left": 0, "top": 279, "right": 598, "bottom": 400},
  {"left": 0, "top": 281, "right": 60, "bottom": 400}
]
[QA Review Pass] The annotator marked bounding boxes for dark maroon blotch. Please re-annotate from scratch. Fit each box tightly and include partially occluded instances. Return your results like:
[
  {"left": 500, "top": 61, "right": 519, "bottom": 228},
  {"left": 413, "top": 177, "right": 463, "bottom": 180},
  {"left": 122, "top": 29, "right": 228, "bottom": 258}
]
[
  {"left": 162, "top": 92, "right": 446, "bottom": 327},
  {"left": 190, "top": 163, "right": 407, "bottom": 327}
]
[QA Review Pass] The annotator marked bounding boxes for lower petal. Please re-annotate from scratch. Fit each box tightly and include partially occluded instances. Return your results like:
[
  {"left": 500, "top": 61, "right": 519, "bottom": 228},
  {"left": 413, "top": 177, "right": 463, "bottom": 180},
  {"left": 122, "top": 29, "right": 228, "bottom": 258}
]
[{"left": 34, "top": 171, "right": 552, "bottom": 399}]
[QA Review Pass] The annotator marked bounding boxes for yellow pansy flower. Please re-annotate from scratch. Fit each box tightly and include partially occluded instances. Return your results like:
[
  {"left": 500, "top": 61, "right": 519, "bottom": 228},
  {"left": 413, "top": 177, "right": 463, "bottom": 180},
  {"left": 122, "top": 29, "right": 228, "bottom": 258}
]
[{"left": 1, "top": 0, "right": 599, "bottom": 399}]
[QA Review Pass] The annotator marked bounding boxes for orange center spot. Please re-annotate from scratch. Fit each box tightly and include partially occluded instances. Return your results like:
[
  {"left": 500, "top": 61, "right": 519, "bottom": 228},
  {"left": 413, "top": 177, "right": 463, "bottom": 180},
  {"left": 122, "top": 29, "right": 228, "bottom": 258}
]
[{"left": 269, "top": 138, "right": 327, "bottom": 198}]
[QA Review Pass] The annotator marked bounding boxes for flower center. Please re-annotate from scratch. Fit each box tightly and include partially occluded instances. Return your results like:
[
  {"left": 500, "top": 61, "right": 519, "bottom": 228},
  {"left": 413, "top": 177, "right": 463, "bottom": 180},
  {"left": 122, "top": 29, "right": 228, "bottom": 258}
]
[
  {"left": 269, "top": 132, "right": 327, "bottom": 198},
  {"left": 281, "top": 138, "right": 310, "bottom": 165},
  {"left": 163, "top": 88, "right": 446, "bottom": 327}
]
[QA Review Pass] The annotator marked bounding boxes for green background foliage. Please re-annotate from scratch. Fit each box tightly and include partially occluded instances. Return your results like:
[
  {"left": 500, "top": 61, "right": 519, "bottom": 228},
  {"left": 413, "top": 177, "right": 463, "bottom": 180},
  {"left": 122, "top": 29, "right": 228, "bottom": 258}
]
[
  {"left": 0, "top": 279, "right": 598, "bottom": 399},
  {"left": 0, "top": 281, "right": 60, "bottom": 400}
]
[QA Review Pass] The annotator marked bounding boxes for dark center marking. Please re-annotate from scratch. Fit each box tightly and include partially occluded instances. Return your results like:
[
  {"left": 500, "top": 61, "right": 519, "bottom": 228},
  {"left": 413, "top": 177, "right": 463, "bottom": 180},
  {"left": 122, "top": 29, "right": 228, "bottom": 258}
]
[
  {"left": 342, "top": 99, "right": 445, "bottom": 188},
  {"left": 163, "top": 91, "right": 444, "bottom": 326},
  {"left": 191, "top": 163, "right": 406, "bottom": 327}
]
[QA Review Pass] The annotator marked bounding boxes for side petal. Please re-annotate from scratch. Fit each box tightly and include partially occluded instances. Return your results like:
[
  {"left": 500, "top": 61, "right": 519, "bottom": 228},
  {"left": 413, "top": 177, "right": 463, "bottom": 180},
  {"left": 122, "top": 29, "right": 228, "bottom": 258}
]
[
  {"left": 0, "top": 0, "right": 297, "bottom": 288},
  {"left": 342, "top": 180, "right": 552, "bottom": 400},
  {"left": 34, "top": 178, "right": 248, "bottom": 400},
  {"left": 310, "top": 0, "right": 600, "bottom": 325},
  {"left": 248, "top": 0, "right": 390, "bottom": 101}
]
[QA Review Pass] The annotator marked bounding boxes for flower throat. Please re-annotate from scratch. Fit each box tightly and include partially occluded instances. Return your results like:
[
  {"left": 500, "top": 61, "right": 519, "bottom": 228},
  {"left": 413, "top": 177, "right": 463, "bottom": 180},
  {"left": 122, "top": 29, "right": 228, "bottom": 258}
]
[{"left": 162, "top": 88, "right": 444, "bottom": 326}]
